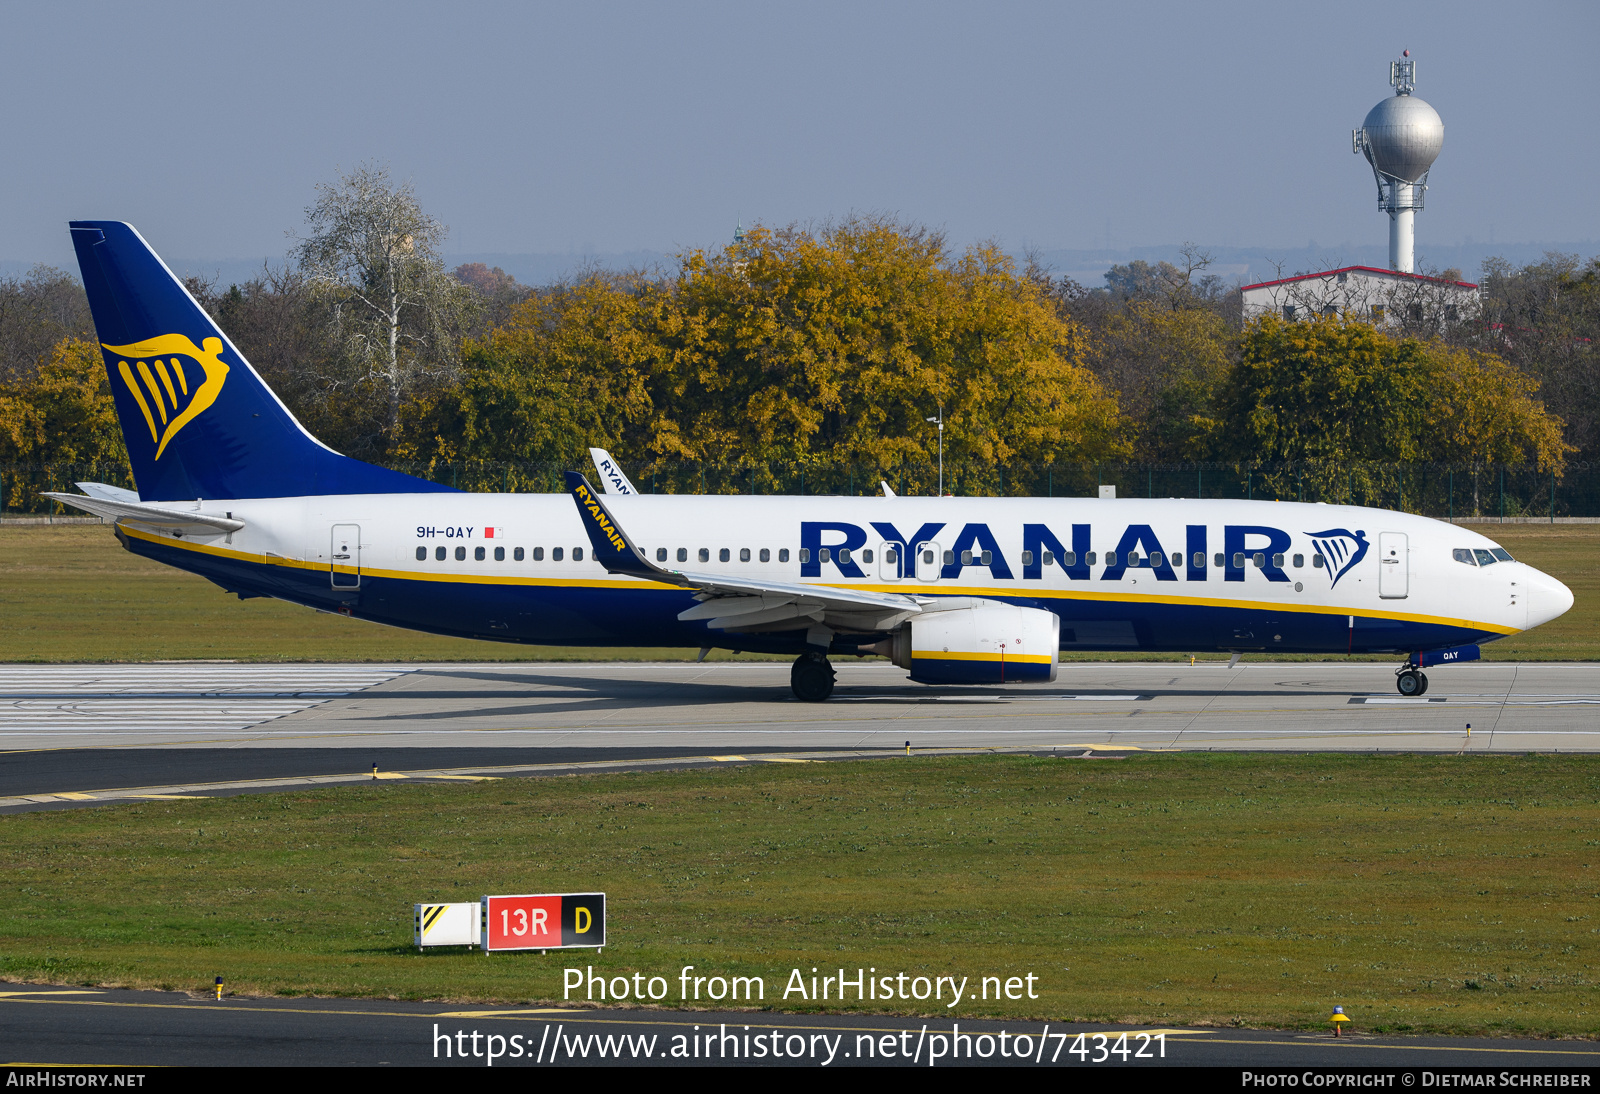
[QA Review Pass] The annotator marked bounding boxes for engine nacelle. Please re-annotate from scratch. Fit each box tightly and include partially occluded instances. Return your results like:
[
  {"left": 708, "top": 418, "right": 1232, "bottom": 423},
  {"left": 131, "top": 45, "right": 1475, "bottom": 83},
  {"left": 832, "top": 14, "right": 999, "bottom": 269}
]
[{"left": 879, "top": 601, "right": 1059, "bottom": 685}]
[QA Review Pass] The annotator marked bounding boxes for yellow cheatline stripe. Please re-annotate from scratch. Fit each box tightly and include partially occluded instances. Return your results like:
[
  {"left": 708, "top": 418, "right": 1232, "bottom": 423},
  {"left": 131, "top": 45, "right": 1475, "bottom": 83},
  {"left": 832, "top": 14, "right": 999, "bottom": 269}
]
[
  {"left": 135, "top": 361, "right": 168, "bottom": 423},
  {"left": 912, "top": 651, "right": 1054, "bottom": 664},
  {"left": 117, "top": 361, "right": 159, "bottom": 442},
  {"left": 116, "top": 527, "right": 1515, "bottom": 636}
]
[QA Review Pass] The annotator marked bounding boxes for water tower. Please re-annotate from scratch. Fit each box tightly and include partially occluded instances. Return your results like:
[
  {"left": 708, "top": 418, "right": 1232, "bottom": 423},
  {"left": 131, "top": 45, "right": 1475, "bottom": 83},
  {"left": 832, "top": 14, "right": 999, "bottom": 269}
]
[{"left": 1353, "top": 51, "right": 1444, "bottom": 273}]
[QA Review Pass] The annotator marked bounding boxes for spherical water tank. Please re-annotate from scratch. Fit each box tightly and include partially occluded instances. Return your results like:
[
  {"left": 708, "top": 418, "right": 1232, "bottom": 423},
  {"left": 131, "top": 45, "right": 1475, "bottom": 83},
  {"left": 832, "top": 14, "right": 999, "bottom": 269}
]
[{"left": 1361, "top": 94, "right": 1443, "bottom": 182}]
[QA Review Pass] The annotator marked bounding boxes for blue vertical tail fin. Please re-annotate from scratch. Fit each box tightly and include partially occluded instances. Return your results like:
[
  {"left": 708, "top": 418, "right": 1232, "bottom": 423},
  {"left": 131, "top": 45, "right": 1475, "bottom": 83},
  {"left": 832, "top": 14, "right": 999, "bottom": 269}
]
[{"left": 69, "top": 220, "right": 453, "bottom": 501}]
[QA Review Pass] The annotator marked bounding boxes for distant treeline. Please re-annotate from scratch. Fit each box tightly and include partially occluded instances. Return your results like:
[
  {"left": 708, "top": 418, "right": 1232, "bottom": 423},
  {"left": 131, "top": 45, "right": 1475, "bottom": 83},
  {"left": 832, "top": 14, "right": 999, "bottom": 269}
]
[{"left": 0, "top": 211, "right": 1593, "bottom": 512}]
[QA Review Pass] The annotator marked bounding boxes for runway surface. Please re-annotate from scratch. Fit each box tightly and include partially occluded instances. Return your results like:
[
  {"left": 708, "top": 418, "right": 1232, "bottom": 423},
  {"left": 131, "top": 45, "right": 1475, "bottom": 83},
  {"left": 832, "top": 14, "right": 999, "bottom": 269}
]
[
  {"left": 2, "top": 660, "right": 1598, "bottom": 809},
  {"left": 2, "top": 659, "right": 1597, "bottom": 753},
  {"left": 4, "top": 985, "right": 1597, "bottom": 1069}
]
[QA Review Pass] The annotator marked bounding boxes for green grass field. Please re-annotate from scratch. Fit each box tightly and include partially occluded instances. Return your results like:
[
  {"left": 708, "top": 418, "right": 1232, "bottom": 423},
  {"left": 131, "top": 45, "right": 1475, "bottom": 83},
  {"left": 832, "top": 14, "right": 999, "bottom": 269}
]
[
  {"left": 2, "top": 754, "right": 1598, "bottom": 1034},
  {"left": 0, "top": 523, "right": 1593, "bottom": 662}
]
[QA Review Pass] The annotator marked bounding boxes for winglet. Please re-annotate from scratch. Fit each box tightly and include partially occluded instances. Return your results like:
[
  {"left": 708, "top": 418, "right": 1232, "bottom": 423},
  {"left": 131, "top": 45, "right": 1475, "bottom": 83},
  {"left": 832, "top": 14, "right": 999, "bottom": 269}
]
[
  {"left": 564, "top": 471, "right": 670, "bottom": 581},
  {"left": 588, "top": 448, "right": 639, "bottom": 495}
]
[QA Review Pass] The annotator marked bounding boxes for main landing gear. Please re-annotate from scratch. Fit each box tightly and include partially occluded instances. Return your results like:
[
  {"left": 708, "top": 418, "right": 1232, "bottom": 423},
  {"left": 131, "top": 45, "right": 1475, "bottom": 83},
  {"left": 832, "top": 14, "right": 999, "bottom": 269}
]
[
  {"left": 791, "top": 652, "right": 835, "bottom": 702},
  {"left": 1396, "top": 667, "right": 1429, "bottom": 696}
]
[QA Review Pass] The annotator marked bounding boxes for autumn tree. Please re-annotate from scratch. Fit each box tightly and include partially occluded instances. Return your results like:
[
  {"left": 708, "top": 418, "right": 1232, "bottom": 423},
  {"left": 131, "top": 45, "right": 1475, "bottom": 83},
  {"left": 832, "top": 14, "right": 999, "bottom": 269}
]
[
  {"left": 294, "top": 163, "right": 479, "bottom": 446},
  {"left": 0, "top": 338, "right": 127, "bottom": 505},
  {"left": 1214, "top": 313, "right": 1568, "bottom": 501}
]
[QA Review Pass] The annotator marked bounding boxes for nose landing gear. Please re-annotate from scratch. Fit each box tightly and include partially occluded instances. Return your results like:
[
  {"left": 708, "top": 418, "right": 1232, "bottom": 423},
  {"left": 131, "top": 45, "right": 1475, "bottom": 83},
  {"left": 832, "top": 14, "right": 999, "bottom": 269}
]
[
  {"left": 791, "top": 652, "right": 835, "bottom": 702},
  {"left": 1396, "top": 667, "right": 1429, "bottom": 696}
]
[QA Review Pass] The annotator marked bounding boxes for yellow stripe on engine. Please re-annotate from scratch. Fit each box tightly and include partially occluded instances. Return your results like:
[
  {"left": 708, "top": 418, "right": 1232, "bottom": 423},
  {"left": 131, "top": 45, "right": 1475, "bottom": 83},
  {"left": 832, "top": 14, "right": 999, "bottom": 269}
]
[{"left": 912, "top": 651, "right": 1056, "bottom": 664}]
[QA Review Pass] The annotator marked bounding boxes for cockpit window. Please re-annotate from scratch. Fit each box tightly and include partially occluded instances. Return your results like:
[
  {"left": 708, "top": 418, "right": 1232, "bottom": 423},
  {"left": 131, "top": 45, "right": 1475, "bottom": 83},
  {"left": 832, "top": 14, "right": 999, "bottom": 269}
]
[
  {"left": 1490, "top": 548, "right": 1514, "bottom": 562},
  {"left": 1452, "top": 548, "right": 1477, "bottom": 566},
  {"left": 1473, "top": 549, "right": 1497, "bottom": 567}
]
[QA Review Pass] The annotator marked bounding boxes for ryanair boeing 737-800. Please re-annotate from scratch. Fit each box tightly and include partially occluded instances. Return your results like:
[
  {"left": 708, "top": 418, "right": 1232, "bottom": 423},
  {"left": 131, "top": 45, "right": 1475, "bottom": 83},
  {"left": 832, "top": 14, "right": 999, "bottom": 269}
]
[{"left": 47, "top": 222, "right": 1573, "bottom": 701}]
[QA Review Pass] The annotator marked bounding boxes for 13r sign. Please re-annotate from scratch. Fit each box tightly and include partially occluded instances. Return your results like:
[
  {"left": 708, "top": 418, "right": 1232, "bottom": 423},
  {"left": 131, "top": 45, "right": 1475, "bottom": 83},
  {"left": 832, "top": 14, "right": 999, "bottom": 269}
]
[{"left": 482, "top": 892, "right": 605, "bottom": 952}]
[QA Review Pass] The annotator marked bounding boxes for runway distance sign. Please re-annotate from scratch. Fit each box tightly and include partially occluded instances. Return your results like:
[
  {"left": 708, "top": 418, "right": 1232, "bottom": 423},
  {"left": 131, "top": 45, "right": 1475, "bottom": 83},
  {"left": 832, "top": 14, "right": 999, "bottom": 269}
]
[
  {"left": 414, "top": 902, "right": 480, "bottom": 947},
  {"left": 482, "top": 892, "right": 605, "bottom": 952}
]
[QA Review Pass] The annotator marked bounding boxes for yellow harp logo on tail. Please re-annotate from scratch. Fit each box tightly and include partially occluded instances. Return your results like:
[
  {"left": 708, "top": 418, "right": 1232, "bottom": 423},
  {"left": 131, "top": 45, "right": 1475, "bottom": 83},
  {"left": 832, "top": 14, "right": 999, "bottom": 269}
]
[{"left": 103, "top": 335, "right": 230, "bottom": 460}]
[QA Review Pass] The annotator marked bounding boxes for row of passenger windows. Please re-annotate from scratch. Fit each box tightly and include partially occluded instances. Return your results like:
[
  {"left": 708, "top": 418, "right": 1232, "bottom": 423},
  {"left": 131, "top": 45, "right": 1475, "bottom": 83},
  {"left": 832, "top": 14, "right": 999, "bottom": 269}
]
[
  {"left": 416, "top": 545, "right": 585, "bottom": 562},
  {"left": 413, "top": 544, "right": 1332, "bottom": 569},
  {"left": 1453, "top": 547, "right": 1514, "bottom": 566}
]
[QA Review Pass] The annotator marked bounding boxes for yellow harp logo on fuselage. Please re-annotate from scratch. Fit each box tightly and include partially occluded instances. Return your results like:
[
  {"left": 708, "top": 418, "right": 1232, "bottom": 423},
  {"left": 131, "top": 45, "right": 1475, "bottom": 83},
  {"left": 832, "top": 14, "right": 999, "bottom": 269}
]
[{"left": 104, "top": 334, "right": 230, "bottom": 460}]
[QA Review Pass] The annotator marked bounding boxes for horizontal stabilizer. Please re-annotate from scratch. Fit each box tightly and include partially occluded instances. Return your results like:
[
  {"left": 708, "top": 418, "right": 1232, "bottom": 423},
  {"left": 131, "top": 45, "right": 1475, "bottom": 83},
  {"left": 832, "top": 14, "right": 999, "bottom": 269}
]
[{"left": 41, "top": 491, "right": 244, "bottom": 532}]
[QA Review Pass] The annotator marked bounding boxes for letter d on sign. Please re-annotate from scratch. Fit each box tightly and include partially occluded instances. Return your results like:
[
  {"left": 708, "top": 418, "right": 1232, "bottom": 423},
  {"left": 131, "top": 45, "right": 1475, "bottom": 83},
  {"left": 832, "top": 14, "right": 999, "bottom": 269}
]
[{"left": 575, "top": 907, "right": 591, "bottom": 934}]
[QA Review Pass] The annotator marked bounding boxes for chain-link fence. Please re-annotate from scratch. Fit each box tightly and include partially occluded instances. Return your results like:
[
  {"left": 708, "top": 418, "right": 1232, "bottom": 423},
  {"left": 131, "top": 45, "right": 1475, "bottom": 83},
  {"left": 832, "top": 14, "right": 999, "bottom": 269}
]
[{"left": 6, "top": 459, "right": 1596, "bottom": 520}]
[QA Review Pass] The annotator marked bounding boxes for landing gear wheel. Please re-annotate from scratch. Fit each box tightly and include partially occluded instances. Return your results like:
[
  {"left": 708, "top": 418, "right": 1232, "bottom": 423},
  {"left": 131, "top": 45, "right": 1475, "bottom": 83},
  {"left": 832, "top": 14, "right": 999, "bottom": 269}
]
[
  {"left": 1415, "top": 672, "right": 1429, "bottom": 695},
  {"left": 791, "top": 653, "right": 835, "bottom": 702},
  {"left": 1396, "top": 669, "right": 1425, "bottom": 697}
]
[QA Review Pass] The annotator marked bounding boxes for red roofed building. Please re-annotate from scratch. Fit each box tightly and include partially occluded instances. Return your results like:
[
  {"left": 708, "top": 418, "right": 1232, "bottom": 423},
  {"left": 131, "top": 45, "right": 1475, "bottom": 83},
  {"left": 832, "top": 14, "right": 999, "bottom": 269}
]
[{"left": 1240, "top": 265, "right": 1479, "bottom": 330}]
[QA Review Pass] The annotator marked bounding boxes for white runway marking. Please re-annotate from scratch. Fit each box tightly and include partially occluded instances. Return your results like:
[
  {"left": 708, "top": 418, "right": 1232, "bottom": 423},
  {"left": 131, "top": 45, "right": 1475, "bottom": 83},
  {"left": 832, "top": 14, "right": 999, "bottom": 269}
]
[{"left": 0, "top": 665, "right": 412, "bottom": 736}]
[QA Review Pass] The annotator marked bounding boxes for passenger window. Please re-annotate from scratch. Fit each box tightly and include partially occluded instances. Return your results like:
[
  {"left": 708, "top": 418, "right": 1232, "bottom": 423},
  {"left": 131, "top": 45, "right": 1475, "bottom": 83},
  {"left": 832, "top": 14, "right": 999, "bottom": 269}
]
[
  {"left": 475, "top": 546, "right": 486, "bottom": 561},
  {"left": 1292, "top": 553, "right": 1303, "bottom": 568},
  {"left": 760, "top": 548, "right": 770, "bottom": 563},
  {"left": 677, "top": 548, "right": 688, "bottom": 563},
  {"left": 698, "top": 548, "right": 710, "bottom": 563},
  {"left": 1491, "top": 548, "right": 1513, "bottom": 562},
  {"left": 1086, "top": 552, "right": 1097, "bottom": 566},
  {"left": 1474, "top": 549, "right": 1497, "bottom": 566},
  {"left": 1061, "top": 551, "right": 1075, "bottom": 566},
  {"left": 435, "top": 546, "right": 446, "bottom": 561},
  {"left": 1215, "top": 553, "right": 1225, "bottom": 568},
  {"left": 1193, "top": 552, "right": 1205, "bottom": 568},
  {"left": 1271, "top": 552, "right": 1284, "bottom": 567},
  {"left": 943, "top": 550, "right": 954, "bottom": 565},
  {"left": 740, "top": 548, "right": 751, "bottom": 562},
  {"left": 923, "top": 550, "right": 934, "bottom": 565},
  {"left": 532, "top": 547, "right": 544, "bottom": 561},
  {"left": 820, "top": 548, "right": 831, "bottom": 563},
  {"left": 657, "top": 547, "right": 668, "bottom": 562},
  {"left": 961, "top": 550, "right": 973, "bottom": 566},
  {"left": 415, "top": 546, "right": 426, "bottom": 561},
  {"left": 1171, "top": 552, "right": 1183, "bottom": 567},
  {"left": 1127, "top": 552, "right": 1140, "bottom": 567},
  {"left": 1105, "top": 551, "right": 1117, "bottom": 567},
  {"left": 1253, "top": 552, "right": 1265, "bottom": 568},
  {"left": 837, "top": 548, "right": 850, "bottom": 565},
  {"left": 455, "top": 546, "right": 466, "bottom": 561},
  {"left": 779, "top": 549, "right": 790, "bottom": 563},
  {"left": 573, "top": 547, "right": 583, "bottom": 561},
  {"left": 885, "top": 548, "right": 897, "bottom": 564},
  {"left": 1312, "top": 553, "right": 1324, "bottom": 568},
  {"left": 495, "top": 546, "right": 505, "bottom": 561},
  {"left": 553, "top": 547, "right": 564, "bottom": 561},
  {"left": 1233, "top": 552, "right": 1245, "bottom": 568},
  {"left": 981, "top": 550, "right": 992, "bottom": 566},
  {"left": 1021, "top": 550, "right": 1034, "bottom": 566},
  {"left": 863, "top": 549, "right": 873, "bottom": 564},
  {"left": 798, "top": 548, "right": 810, "bottom": 563},
  {"left": 514, "top": 547, "right": 525, "bottom": 561},
  {"left": 719, "top": 548, "right": 730, "bottom": 562}
]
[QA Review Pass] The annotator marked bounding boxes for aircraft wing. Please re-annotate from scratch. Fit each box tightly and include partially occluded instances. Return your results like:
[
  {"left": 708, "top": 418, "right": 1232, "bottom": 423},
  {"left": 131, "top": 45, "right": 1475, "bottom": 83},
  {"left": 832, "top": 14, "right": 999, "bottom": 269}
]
[
  {"left": 563, "top": 471, "right": 927, "bottom": 635},
  {"left": 41, "top": 490, "right": 245, "bottom": 533}
]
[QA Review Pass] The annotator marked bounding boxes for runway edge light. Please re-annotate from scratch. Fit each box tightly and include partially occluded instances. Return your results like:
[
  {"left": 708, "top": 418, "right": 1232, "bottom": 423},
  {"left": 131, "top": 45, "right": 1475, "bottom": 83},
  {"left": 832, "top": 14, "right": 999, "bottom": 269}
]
[{"left": 1330, "top": 1005, "right": 1351, "bottom": 1036}]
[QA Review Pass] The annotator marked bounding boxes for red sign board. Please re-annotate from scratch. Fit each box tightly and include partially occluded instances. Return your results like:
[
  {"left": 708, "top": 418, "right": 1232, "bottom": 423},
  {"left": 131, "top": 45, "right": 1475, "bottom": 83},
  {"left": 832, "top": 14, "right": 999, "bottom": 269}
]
[{"left": 482, "top": 892, "right": 605, "bottom": 952}]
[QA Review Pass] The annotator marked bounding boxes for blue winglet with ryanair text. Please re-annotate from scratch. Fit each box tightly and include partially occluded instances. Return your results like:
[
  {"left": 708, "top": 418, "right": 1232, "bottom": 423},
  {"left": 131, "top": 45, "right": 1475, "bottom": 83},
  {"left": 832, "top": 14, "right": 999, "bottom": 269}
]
[{"left": 564, "top": 471, "right": 665, "bottom": 581}]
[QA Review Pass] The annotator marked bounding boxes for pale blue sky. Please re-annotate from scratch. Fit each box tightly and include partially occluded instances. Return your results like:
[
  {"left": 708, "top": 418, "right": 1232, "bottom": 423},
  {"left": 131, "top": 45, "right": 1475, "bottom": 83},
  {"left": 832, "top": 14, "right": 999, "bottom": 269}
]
[{"left": 2, "top": 1, "right": 1594, "bottom": 272}]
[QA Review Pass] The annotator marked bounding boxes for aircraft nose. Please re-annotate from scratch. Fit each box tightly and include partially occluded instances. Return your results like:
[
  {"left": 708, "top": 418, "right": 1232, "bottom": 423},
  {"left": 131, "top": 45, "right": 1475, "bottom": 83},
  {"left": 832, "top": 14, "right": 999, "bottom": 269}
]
[{"left": 1525, "top": 568, "right": 1575, "bottom": 629}]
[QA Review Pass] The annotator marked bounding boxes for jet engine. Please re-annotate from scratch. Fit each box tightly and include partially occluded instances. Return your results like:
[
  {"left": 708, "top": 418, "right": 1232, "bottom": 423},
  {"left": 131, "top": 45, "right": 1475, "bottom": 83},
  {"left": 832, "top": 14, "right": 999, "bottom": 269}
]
[{"left": 873, "top": 600, "right": 1059, "bottom": 685}]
